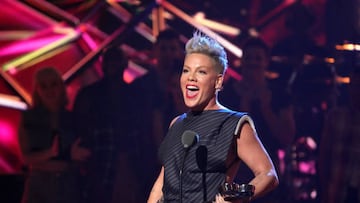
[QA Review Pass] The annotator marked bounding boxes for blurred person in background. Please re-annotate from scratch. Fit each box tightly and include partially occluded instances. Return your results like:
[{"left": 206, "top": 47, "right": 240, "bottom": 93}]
[
  {"left": 220, "top": 37, "right": 296, "bottom": 203},
  {"left": 73, "top": 45, "right": 154, "bottom": 203},
  {"left": 133, "top": 29, "right": 186, "bottom": 147},
  {"left": 318, "top": 68, "right": 360, "bottom": 203},
  {"left": 18, "top": 67, "right": 90, "bottom": 203}
]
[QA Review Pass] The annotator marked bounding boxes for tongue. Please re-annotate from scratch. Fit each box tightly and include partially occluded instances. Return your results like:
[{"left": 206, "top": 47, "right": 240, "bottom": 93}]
[{"left": 187, "top": 90, "right": 198, "bottom": 98}]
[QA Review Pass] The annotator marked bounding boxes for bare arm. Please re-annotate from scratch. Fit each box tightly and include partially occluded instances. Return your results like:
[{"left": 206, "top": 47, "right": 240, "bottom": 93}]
[
  {"left": 18, "top": 120, "right": 70, "bottom": 171},
  {"left": 147, "top": 167, "right": 164, "bottom": 203},
  {"left": 318, "top": 109, "right": 342, "bottom": 203},
  {"left": 152, "top": 109, "right": 166, "bottom": 147},
  {"left": 18, "top": 122, "right": 58, "bottom": 165},
  {"left": 238, "top": 83, "right": 296, "bottom": 147},
  {"left": 237, "top": 122, "right": 279, "bottom": 199},
  {"left": 260, "top": 103, "right": 296, "bottom": 147},
  {"left": 147, "top": 115, "right": 181, "bottom": 203}
]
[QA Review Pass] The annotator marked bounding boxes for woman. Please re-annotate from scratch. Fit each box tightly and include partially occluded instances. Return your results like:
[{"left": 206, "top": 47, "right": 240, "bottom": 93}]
[
  {"left": 147, "top": 31, "right": 279, "bottom": 203},
  {"left": 318, "top": 69, "right": 360, "bottom": 203},
  {"left": 18, "top": 67, "right": 90, "bottom": 203},
  {"left": 220, "top": 37, "right": 295, "bottom": 202}
]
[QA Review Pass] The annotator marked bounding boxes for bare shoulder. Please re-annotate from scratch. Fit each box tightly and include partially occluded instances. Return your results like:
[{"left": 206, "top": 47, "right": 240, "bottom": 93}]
[{"left": 169, "top": 115, "right": 181, "bottom": 128}]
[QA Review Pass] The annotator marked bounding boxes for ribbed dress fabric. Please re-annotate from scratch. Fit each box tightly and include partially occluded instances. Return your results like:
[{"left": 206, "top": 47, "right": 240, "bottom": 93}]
[{"left": 159, "top": 109, "right": 247, "bottom": 203}]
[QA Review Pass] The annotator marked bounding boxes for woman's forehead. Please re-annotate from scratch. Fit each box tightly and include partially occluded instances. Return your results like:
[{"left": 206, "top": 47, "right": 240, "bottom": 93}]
[{"left": 37, "top": 75, "right": 60, "bottom": 84}]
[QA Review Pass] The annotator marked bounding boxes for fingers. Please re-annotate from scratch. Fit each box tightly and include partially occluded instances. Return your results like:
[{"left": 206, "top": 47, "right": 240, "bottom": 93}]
[
  {"left": 214, "top": 194, "right": 224, "bottom": 203},
  {"left": 50, "top": 135, "right": 59, "bottom": 157},
  {"left": 71, "top": 138, "right": 91, "bottom": 161},
  {"left": 81, "top": 148, "right": 91, "bottom": 158},
  {"left": 213, "top": 194, "right": 232, "bottom": 203},
  {"left": 74, "top": 148, "right": 91, "bottom": 161},
  {"left": 74, "top": 137, "right": 82, "bottom": 145}
]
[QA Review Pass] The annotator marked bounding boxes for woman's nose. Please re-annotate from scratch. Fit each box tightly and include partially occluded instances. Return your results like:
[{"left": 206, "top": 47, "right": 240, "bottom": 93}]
[{"left": 187, "top": 72, "right": 196, "bottom": 81}]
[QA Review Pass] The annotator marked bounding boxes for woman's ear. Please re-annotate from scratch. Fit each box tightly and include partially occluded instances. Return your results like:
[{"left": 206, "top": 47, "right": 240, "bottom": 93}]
[{"left": 215, "top": 74, "right": 224, "bottom": 91}]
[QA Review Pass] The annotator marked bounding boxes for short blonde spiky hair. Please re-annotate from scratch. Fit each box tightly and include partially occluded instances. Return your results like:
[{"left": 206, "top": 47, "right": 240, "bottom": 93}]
[{"left": 185, "top": 31, "right": 228, "bottom": 74}]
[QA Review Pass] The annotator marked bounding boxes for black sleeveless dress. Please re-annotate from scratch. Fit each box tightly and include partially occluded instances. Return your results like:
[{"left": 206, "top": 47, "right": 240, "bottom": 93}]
[{"left": 159, "top": 109, "right": 253, "bottom": 203}]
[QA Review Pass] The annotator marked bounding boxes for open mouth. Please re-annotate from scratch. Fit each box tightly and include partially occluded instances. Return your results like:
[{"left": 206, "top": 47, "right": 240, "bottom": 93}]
[{"left": 186, "top": 85, "right": 199, "bottom": 98}]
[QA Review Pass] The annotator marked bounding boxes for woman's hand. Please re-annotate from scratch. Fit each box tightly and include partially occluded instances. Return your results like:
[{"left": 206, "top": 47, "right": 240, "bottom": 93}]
[
  {"left": 213, "top": 194, "right": 231, "bottom": 203},
  {"left": 71, "top": 137, "right": 91, "bottom": 162},
  {"left": 214, "top": 194, "right": 251, "bottom": 203},
  {"left": 50, "top": 135, "right": 60, "bottom": 157}
]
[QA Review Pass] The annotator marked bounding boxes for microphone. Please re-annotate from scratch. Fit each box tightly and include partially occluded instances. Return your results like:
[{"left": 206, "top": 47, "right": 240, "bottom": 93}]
[
  {"left": 180, "top": 130, "right": 199, "bottom": 203},
  {"left": 196, "top": 145, "right": 208, "bottom": 202},
  {"left": 181, "top": 130, "right": 199, "bottom": 149},
  {"left": 196, "top": 145, "right": 207, "bottom": 172}
]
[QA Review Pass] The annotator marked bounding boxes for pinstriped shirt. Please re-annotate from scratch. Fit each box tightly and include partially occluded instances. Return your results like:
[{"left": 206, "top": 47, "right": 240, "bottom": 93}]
[{"left": 159, "top": 109, "right": 249, "bottom": 203}]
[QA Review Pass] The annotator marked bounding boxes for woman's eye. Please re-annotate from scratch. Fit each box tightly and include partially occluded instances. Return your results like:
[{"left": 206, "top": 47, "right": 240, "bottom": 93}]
[{"left": 51, "top": 82, "right": 59, "bottom": 87}]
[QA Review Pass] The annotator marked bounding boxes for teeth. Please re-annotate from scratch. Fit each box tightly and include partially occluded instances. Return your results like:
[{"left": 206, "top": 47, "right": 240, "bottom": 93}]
[{"left": 187, "top": 85, "right": 199, "bottom": 90}]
